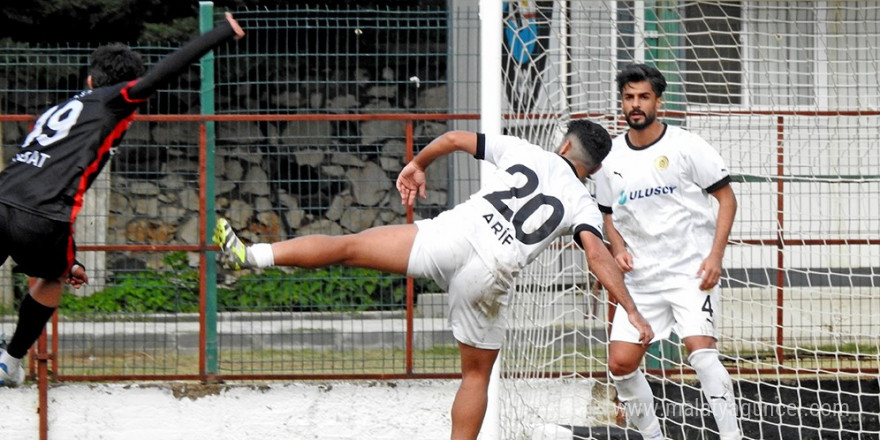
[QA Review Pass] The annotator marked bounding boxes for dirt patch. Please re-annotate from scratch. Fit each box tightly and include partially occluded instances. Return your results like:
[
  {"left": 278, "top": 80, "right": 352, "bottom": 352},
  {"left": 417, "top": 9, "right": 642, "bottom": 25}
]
[{"left": 170, "top": 383, "right": 226, "bottom": 400}]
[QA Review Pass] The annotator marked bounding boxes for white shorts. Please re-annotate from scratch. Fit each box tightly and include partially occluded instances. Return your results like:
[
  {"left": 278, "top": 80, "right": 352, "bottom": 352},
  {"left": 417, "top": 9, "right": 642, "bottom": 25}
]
[
  {"left": 610, "top": 278, "right": 720, "bottom": 344},
  {"left": 407, "top": 211, "right": 511, "bottom": 350}
]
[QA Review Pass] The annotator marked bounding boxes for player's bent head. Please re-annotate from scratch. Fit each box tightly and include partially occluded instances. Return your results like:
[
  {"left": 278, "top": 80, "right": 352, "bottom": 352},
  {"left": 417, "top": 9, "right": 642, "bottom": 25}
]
[
  {"left": 89, "top": 43, "right": 146, "bottom": 88},
  {"left": 615, "top": 63, "right": 667, "bottom": 97},
  {"left": 564, "top": 119, "right": 612, "bottom": 172}
]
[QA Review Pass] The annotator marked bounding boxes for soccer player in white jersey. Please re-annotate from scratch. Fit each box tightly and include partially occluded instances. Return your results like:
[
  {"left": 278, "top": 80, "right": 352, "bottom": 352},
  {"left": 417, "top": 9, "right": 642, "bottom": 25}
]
[
  {"left": 594, "top": 64, "right": 740, "bottom": 440},
  {"left": 214, "top": 120, "right": 654, "bottom": 440}
]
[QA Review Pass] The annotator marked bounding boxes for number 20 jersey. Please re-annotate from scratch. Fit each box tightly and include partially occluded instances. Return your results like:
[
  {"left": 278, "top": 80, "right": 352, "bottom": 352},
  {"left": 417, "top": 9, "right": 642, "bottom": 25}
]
[
  {"left": 0, "top": 82, "right": 144, "bottom": 223},
  {"left": 451, "top": 133, "right": 604, "bottom": 279}
]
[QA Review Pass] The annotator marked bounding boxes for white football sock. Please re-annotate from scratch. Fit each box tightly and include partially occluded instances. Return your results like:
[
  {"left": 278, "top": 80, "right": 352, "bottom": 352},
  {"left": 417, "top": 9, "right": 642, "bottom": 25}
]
[
  {"left": 611, "top": 369, "right": 664, "bottom": 440},
  {"left": 248, "top": 243, "right": 275, "bottom": 268},
  {"left": 689, "top": 348, "right": 741, "bottom": 440}
]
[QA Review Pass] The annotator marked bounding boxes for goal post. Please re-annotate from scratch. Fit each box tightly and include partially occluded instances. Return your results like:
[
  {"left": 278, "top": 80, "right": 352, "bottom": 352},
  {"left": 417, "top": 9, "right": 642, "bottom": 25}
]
[
  {"left": 480, "top": 1, "right": 503, "bottom": 439},
  {"left": 481, "top": 1, "right": 880, "bottom": 439}
]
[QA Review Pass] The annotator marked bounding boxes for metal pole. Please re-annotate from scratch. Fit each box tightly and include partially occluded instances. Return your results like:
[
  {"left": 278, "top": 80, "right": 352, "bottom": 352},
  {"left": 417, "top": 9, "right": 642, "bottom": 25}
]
[
  {"left": 480, "top": 1, "right": 502, "bottom": 438},
  {"left": 199, "top": 0, "right": 219, "bottom": 378}
]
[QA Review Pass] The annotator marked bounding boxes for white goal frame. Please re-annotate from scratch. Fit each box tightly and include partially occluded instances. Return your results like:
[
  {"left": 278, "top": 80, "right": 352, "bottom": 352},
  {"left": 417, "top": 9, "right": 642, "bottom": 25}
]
[{"left": 478, "top": 1, "right": 880, "bottom": 440}]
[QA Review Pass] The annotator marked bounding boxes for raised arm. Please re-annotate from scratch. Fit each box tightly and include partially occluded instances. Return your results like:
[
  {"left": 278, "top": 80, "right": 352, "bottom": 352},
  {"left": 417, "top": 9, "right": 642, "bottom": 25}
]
[
  {"left": 396, "top": 131, "right": 478, "bottom": 206},
  {"left": 128, "top": 12, "right": 244, "bottom": 100}
]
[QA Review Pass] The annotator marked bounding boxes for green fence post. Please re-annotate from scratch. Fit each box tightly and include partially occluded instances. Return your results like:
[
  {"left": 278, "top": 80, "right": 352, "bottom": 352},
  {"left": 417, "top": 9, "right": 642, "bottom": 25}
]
[
  {"left": 645, "top": 0, "right": 685, "bottom": 125},
  {"left": 199, "top": 0, "right": 219, "bottom": 376}
]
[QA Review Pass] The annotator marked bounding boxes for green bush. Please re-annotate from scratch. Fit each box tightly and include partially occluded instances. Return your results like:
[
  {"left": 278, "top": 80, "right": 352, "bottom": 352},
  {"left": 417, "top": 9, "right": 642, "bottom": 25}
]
[
  {"left": 57, "top": 252, "right": 441, "bottom": 315},
  {"left": 220, "top": 267, "right": 393, "bottom": 312},
  {"left": 61, "top": 252, "right": 199, "bottom": 314}
]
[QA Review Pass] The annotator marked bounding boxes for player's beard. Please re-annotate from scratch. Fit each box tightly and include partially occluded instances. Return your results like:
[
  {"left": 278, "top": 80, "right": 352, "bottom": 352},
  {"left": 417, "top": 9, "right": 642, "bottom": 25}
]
[{"left": 625, "top": 110, "right": 656, "bottom": 130}]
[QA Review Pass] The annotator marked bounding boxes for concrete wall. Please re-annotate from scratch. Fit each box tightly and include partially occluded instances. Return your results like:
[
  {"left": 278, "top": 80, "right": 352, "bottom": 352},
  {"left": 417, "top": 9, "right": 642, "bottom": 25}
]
[{"left": 1, "top": 381, "right": 459, "bottom": 440}]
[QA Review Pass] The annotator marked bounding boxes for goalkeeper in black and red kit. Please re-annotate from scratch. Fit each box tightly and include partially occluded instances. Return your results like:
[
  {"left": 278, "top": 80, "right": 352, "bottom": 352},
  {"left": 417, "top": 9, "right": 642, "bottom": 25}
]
[{"left": 0, "top": 13, "right": 244, "bottom": 386}]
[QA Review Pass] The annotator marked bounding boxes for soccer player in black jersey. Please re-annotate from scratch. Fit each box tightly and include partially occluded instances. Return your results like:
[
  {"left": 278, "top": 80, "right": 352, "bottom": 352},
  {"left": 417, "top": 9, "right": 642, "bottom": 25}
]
[{"left": 0, "top": 13, "right": 244, "bottom": 387}]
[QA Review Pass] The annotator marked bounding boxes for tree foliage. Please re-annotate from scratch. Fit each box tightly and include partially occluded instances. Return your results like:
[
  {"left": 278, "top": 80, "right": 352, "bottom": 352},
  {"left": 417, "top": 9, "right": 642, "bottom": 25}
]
[{"left": 0, "top": 0, "right": 446, "bottom": 45}]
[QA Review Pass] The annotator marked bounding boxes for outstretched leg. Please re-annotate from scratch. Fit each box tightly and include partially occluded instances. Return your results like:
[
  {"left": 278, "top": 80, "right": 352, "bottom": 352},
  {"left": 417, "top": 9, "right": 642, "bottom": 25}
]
[
  {"left": 214, "top": 217, "right": 418, "bottom": 275},
  {"left": 451, "top": 342, "right": 499, "bottom": 440}
]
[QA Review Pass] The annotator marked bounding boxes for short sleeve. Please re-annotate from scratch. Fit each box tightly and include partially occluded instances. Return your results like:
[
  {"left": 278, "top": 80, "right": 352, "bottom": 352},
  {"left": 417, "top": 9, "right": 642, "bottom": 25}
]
[
  {"left": 482, "top": 133, "right": 541, "bottom": 167},
  {"left": 593, "top": 166, "right": 614, "bottom": 212},
  {"left": 687, "top": 135, "right": 730, "bottom": 191},
  {"left": 569, "top": 190, "right": 604, "bottom": 248}
]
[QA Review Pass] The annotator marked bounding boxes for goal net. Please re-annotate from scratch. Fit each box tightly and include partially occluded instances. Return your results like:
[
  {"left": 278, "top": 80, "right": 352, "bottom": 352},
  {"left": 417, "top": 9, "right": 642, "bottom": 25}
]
[{"left": 493, "top": 1, "right": 880, "bottom": 439}]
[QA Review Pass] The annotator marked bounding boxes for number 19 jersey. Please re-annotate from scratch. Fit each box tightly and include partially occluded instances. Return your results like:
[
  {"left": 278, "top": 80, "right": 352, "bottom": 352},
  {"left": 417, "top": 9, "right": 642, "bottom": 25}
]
[{"left": 0, "top": 83, "right": 143, "bottom": 223}]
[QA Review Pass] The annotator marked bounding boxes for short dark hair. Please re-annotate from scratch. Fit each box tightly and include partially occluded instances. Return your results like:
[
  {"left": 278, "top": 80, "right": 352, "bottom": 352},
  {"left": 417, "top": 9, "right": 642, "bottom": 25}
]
[
  {"left": 565, "top": 119, "right": 612, "bottom": 168},
  {"left": 615, "top": 63, "right": 667, "bottom": 97},
  {"left": 88, "top": 43, "right": 146, "bottom": 88}
]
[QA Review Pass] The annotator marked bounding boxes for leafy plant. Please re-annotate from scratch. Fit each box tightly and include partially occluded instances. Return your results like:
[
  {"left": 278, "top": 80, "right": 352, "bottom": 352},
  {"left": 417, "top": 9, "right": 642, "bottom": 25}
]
[
  {"left": 219, "top": 267, "right": 402, "bottom": 312},
  {"left": 61, "top": 252, "right": 199, "bottom": 314},
  {"left": 56, "top": 252, "right": 441, "bottom": 315}
]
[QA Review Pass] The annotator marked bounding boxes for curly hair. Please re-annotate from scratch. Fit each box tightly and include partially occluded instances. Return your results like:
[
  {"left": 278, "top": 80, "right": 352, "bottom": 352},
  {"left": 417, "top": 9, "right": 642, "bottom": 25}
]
[{"left": 88, "top": 43, "right": 146, "bottom": 88}]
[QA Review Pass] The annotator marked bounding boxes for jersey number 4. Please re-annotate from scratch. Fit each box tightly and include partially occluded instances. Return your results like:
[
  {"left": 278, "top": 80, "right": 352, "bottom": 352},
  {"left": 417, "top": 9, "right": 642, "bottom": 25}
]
[
  {"left": 22, "top": 100, "right": 85, "bottom": 148},
  {"left": 702, "top": 295, "right": 714, "bottom": 317},
  {"left": 483, "top": 164, "right": 564, "bottom": 245}
]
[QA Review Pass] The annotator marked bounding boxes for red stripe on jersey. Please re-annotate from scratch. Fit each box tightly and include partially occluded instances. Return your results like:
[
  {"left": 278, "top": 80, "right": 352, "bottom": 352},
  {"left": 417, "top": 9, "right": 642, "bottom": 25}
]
[
  {"left": 66, "top": 223, "right": 76, "bottom": 273},
  {"left": 121, "top": 79, "right": 149, "bottom": 104},
  {"left": 69, "top": 113, "right": 136, "bottom": 228}
]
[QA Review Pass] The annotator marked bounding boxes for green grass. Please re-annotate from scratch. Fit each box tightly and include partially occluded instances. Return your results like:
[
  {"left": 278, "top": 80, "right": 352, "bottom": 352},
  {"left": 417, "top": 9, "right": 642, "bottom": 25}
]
[
  {"left": 51, "top": 344, "right": 612, "bottom": 378},
  {"left": 53, "top": 346, "right": 463, "bottom": 377}
]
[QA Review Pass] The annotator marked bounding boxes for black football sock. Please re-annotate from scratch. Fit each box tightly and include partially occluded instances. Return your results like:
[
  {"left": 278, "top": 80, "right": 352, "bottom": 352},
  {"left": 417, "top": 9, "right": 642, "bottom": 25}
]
[{"left": 5, "top": 294, "right": 56, "bottom": 359}]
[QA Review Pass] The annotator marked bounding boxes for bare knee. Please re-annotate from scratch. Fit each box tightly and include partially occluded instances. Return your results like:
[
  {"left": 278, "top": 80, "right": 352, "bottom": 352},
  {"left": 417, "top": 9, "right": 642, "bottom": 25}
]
[
  {"left": 29, "top": 277, "right": 64, "bottom": 307},
  {"left": 608, "top": 358, "right": 641, "bottom": 377},
  {"left": 683, "top": 335, "right": 717, "bottom": 354},
  {"left": 608, "top": 342, "right": 647, "bottom": 377}
]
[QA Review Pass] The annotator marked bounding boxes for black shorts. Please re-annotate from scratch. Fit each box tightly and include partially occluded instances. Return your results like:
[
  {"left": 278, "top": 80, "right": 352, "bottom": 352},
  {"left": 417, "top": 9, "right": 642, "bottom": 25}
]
[{"left": 0, "top": 202, "right": 74, "bottom": 279}]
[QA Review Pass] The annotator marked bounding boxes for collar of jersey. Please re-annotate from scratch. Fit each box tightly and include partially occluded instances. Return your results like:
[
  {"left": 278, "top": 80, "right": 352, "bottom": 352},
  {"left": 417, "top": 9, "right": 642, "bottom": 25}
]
[
  {"left": 557, "top": 155, "right": 579, "bottom": 177},
  {"left": 625, "top": 122, "right": 668, "bottom": 150}
]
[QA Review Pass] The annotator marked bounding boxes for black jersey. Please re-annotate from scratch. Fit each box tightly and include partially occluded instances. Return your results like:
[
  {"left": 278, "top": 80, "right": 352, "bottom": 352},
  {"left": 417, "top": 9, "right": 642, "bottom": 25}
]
[
  {"left": 0, "top": 19, "right": 239, "bottom": 224},
  {"left": 0, "top": 83, "right": 143, "bottom": 222}
]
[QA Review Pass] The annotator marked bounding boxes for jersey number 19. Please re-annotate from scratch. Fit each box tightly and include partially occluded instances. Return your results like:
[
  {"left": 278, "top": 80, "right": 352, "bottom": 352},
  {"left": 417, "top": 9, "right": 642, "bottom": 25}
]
[{"left": 21, "top": 101, "right": 85, "bottom": 148}]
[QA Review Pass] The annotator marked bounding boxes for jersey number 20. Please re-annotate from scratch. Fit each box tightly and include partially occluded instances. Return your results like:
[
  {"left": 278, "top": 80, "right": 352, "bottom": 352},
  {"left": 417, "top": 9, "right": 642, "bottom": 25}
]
[{"left": 483, "top": 164, "right": 564, "bottom": 245}]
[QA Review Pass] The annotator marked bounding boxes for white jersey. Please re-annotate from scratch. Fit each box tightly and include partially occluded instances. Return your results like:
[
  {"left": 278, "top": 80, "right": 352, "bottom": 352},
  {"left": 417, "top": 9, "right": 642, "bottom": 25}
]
[
  {"left": 594, "top": 124, "right": 731, "bottom": 291},
  {"left": 449, "top": 133, "right": 604, "bottom": 284}
]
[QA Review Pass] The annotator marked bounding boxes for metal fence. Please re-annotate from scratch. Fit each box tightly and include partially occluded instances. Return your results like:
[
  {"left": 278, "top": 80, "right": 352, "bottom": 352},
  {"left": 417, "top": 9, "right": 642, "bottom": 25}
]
[
  {"left": 2, "top": 3, "right": 880, "bottom": 440},
  {"left": 0, "top": 4, "right": 477, "bottom": 382},
  {"left": 1, "top": 1, "right": 878, "bottom": 384}
]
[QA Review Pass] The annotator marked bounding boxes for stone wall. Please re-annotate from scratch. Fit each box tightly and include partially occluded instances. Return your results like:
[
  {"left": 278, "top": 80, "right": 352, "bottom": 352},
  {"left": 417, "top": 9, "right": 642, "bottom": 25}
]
[
  {"left": 2, "top": 89, "right": 455, "bottom": 291},
  {"left": 111, "top": 86, "right": 453, "bottom": 275},
  {"left": 0, "top": 6, "right": 458, "bottom": 291}
]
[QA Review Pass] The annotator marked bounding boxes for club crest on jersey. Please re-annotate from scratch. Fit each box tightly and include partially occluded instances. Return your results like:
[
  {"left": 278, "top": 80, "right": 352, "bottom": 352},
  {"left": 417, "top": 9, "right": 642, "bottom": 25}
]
[{"left": 654, "top": 155, "right": 669, "bottom": 170}]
